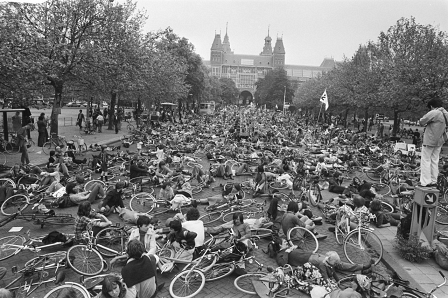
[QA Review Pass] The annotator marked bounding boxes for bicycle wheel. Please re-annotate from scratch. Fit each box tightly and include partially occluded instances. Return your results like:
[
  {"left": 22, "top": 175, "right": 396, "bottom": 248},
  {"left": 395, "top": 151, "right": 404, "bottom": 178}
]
[
  {"left": 234, "top": 272, "right": 266, "bottom": 295},
  {"left": 344, "top": 228, "right": 383, "bottom": 266},
  {"left": 365, "top": 169, "right": 381, "bottom": 181},
  {"left": 198, "top": 211, "right": 222, "bottom": 225},
  {"left": 401, "top": 292, "right": 420, "bottom": 298},
  {"left": 4, "top": 141, "right": 13, "bottom": 154},
  {"left": 0, "top": 235, "right": 25, "bottom": 261},
  {"left": 27, "top": 139, "right": 36, "bottom": 152},
  {"left": 0, "top": 178, "right": 16, "bottom": 189},
  {"left": 43, "top": 215, "right": 76, "bottom": 226},
  {"left": 25, "top": 251, "right": 67, "bottom": 270},
  {"left": 84, "top": 180, "right": 106, "bottom": 192},
  {"left": 307, "top": 183, "right": 322, "bottom": 207},
  {"left": 129, "top": 192, "right": 155, "bottom": 214},
  {"left": 169, "top": 269, "right": 205, "bottom": 298},
  {"left": 7, "top": 141, "right": 19, "bottom": 153},
  {"left": 335, "top": 213, "right": 347, "bottom": 245},
  {"left": 42, "top": 142, "right": 53, "bottom": 154},
  {"left": 287, "top": 227, "right": 318, "bottom": 253},
  {"left": 43, "top": 283, "right": 90, "bottom": 298},
  {"left": 337, "top": 274, "right": 357, "bottom": 290},
  {"left": 372, "top": 183, "right": 390, "bottom": 196},
  {"left": 1, "top": 194, "right": 28, "bottom": 216},
  {"left": 269, "top": 181, "right": 288, "bottom": 190},
  {"left": 436, "top": 206, "right": 448, "bottom": 225},
  {"left": 380, "top": 201, "right": 394, "bottom": 213},
  {"left": 67, "top": 245, "right": 104, "bottom": 276},
  {"left": 94, "top": 227, "right": 127, "bottom": 258},
  {"left": 204, "top": 263, "right": 235, "bottom": 281},
  {"left": 191, "top": 185, "right": 202, "bottom": 195},
  {"left": 184, "top": 254, "right": 217, "bottom": 273}
]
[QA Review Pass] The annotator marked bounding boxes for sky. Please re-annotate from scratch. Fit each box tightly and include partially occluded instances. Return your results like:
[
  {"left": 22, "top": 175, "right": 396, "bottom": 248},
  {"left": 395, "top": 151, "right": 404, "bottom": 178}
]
[{"left": 135, "top": 0, "right": 448, "bottom": 66}]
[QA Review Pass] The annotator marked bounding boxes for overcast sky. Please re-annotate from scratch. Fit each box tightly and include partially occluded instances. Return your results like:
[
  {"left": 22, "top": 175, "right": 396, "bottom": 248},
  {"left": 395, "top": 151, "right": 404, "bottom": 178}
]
[{"left": 138, "top": 0, "right": 448, "bottom": 66}]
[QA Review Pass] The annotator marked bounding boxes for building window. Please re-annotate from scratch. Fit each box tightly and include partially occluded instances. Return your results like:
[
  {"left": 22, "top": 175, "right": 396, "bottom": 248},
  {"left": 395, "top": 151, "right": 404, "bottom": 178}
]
[{"left": 212, "top": 67, "right": 220, "bottom": 76}]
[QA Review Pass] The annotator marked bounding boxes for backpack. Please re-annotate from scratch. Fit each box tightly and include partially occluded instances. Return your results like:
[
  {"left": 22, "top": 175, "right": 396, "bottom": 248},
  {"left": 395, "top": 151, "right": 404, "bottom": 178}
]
[{"left": 42, "top": 231, "right": 67, "bottom": 245}]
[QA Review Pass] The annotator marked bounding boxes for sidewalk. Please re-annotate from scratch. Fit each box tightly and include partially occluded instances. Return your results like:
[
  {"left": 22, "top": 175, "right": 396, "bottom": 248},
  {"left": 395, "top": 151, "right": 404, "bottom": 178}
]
[
  {"left": 4, "top": 125, "right": 128, "bottom": 167},
  {"left": 373, "top": 225, "right": 448, "bottom": 296}
]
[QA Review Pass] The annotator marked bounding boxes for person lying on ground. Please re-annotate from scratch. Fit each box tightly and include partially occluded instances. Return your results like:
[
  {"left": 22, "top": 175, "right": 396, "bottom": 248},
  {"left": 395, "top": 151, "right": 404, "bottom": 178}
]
[
  {"left": 66, "top": 181, "right": 105, "bottom": 205},
  {"left": 282, "top": 201, "right": 327, "bottom": 240},
  {"left": 369, "top": 199, "right": 400, "bottom": 228}
]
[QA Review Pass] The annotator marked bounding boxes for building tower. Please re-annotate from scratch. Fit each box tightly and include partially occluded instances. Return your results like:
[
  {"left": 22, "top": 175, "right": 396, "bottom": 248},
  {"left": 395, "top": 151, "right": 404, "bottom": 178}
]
[
  {"left": 273, "top": 36, "right": 285, "bottom": 67},
  {"left": 210, "top": 32, "right": 223, "bottom": 65},
  {"left": 222, "top": 23, "right": 233, "bottom": 54},
  {"left": 260, "top": 27, "right": 272, "bottom": 56}
]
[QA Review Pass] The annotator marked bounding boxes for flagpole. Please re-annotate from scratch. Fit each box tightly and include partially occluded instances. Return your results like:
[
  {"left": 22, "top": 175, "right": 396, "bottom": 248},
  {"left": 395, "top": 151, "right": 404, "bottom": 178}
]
[{"left": 313, "top": 102, "right": 324, "bottom": 140}]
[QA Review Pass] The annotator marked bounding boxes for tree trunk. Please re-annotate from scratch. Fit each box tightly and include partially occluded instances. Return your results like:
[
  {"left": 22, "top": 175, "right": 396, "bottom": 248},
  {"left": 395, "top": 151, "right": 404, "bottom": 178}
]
[
  {"left": 108, "top": 92, "right": 117, "bottom": 130},
  {"left": 50, "top": 79, "right": 64, "bottom": 137},
  {"left": 344, "top": 108, "right": 349, "bottom": 128},
  {"left": 393, "top": 110, "right": 399, "bottom": 137}
]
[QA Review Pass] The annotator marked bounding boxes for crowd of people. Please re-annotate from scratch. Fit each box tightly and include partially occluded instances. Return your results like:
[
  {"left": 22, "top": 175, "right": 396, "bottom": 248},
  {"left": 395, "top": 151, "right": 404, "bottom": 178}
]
[{"left": 1, "top": 98, "right": 446, "bottom": 298}]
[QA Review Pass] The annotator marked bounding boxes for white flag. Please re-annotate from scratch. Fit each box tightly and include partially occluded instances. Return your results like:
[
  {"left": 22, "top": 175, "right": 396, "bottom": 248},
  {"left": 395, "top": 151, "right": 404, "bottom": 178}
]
[{"left": 320, "top": 89, "right": 329, "bottom": 111}]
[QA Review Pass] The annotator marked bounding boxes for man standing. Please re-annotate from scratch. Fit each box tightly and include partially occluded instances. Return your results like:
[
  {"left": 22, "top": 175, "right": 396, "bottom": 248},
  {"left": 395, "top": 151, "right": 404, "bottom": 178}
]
[
  {"left": 96, "top": 112, "right": 104, "bottom": 133},
  {"left": 16, "top": 123, "right": 34, "bottom": 165},
  {"left": 77, "top": 110, "right": 85, "bottom": 130},
  {"left": 12, "top": 111, "right": 21, "bottom": 133},
  {"left": 419, "top": 98, "right": 448, "bottom": 187}
]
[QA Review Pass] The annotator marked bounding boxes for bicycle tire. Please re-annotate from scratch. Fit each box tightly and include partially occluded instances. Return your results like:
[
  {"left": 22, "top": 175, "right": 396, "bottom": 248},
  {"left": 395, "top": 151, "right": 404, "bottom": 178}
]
[
  {"left": 307, "top": 183, "right": 322, "bottom": 207},
  {"left": 234, "top": 272, "right": 266, "bottom": 295},
  {"left": 380, "top": 201, "right": 394, "bottom": 213},
  {"left": 43, "top": 283, "right": 90, "bottom": 298},
  {"left": 184, "top": 254, "right": 217, "bottom": 273},
  {"left": 8, "top": 142, "right": 20, "bottom": 154},
  {"left": 169, "top": 269, "right": 205, "bottom": 298},
  {"left": 66, "top": 245, "right": 104, "bottom": 276},
  {"left": 129, "top": 192, "right": 155, "bottom": 214},
  {"left": 199, "top": 211, "right": 222, "bottom": 225},
  {"left": 94, "top": 227, "right": 128, "bottom": 258},
  {"left": 204, "top": 263, "right": 235, "bottom": 281},
  {"left": 4, "top": 141, "right": 13, "bottom": 154},
  {"left": 344, "top": 228, "right": 383, "bottom": 266},
  {"left": 400, "top": 291, "right": 420, "bottom": 298},
  {"left": 0, "top": 178, "right": 16, "bottom": 189},
  {"left": 371, "top": 183, "right": 391, "bottom": 196},
  {"left": 221, "top": 210, "right": 260, "bottom": 223},
  {"left": 0, "top": 235, "right": 25, "bottom": 261},
  {"left": 287, "top": 226, "right": 318, "bottom": 253},
  {"left": 436, "top": 206, "right": 448, "bottom": 225},
  {"left": 335, "top": 213, "right": 347, "bottom": 245},
  {"left": 1, "top": 194, "right": 28, "bottom": 216},
  {"left": 43, "top": 215, "right": 76, "bottom": 226},
  {"left": 83, "top": 180, "right": 106, "bottom": 192},
  {"left": 42, "top": 142, "right": 53, "bottom": 154},
  {"left": 365, "top": 169, "right": 381, "bottom": 181},
  {"left": 337, "top": 274, "right": 357, "bottom": 290},
  {"left": 191, "top": 186, "right": 202, "bottom": 195}
]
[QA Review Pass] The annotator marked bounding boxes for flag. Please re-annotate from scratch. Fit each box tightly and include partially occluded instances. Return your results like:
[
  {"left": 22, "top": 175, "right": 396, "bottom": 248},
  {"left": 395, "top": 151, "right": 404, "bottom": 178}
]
[{"left": 320, "top": 89, "right": 329, "bottom": 111}]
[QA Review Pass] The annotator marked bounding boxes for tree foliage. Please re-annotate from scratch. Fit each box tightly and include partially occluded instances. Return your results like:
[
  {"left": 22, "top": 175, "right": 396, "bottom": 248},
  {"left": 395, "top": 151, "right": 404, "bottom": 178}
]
[{"left": 255, "top": 67, "right": 294, "bottom": 107}]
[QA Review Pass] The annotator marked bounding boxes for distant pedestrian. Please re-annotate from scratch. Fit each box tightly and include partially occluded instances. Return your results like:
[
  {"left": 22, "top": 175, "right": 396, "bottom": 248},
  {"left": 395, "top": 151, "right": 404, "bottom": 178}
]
[
  {"left": 16, "top": 123, "right": 34, "bottom": 165},
  {"left": 40, "top": 112, "right": 49, "bottom": 142},
  {"left": 21, "top": 106, "right": 32, "bottom": 139},
  {"left": 77, "top": 110, "right": 85, "bottom": 130},
  {"left": 96, "top": 113, "right": 104, "bottom": 133},
  {"left": 37, "top": 116, "right": 47, "bottom": 147},
  {"left": 113, "top": 113, "right": 119, "bottom": 134}
]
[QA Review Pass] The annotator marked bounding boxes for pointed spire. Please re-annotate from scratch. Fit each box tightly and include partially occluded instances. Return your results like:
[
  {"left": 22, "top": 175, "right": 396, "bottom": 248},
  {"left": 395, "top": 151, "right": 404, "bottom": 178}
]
[
  {"left": 222, "top": 23, "right": 232, "bottom": 54},
  {"left": 268, "top": 25, "right": 270, "bottom": 37},
  {"left": 226, "top": 22, "right": 228, "bottom": 35}
]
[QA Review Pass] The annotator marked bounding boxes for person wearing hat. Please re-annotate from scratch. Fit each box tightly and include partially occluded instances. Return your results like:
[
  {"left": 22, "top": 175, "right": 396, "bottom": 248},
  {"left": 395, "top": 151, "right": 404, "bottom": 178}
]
[{"left": 98, "top": 181, "right": 126, "bottom": 216}]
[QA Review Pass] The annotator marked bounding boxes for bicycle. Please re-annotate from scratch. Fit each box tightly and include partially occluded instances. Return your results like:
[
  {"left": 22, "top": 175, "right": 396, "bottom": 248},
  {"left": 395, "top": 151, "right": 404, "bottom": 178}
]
[
  {"left": 4, "top": 253, "right": 66, "bottom": 298},
  {"left": 0, "top": 206, "right": 74, "bottom": 229},
  {"left": 0, "top": 230, "right": 70, "bottom": 261},
  {"left": 334, "top": 206, "right": 383, "bottom": 265},
  {"left": 42, "top": 133, "right": 67, "bottom": 154},
  {"left": 43, "top": 282, "right": 90, "bottom": 298},
  {"left": 198, "top": 200, "right": 263, "bottom": 225}
]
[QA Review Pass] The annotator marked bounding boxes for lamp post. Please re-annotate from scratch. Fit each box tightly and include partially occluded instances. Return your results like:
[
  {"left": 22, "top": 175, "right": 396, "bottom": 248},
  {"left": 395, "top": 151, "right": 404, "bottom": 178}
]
[{"left": 283, "top": 86, "right": 286, "bottom": 115}]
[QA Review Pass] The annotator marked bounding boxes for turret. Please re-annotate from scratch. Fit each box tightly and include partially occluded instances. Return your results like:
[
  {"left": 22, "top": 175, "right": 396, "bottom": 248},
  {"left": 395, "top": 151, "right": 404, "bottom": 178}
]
[
  {"left": 210, "top": 32, "right": 223, "bottom": 64},
  {"left": 222, "top": 23, "right": 233, "bottom": 54},
  {"left": 273, "top": 37, "right": 285, "bottom": 66},
  {"left": 260, "top": 27, "right": 272, "bottom": 56}
]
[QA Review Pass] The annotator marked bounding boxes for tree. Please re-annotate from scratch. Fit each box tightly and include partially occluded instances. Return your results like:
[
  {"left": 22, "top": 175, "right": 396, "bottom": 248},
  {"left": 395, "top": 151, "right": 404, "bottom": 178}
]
[
  {"left": 255, "top": 67, "right": 294, "bottom": 107},
  {"left": 219, "top": 78, "right": 239, "bottom": 104}
]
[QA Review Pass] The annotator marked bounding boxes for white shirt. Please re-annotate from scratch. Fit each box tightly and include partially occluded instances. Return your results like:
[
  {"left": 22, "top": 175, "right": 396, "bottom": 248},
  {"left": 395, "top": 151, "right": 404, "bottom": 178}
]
[
  {"left": 96, "top": 115, "right": 104, "bottom": 121},
  {"left": 182, "top": 220, "right": 205, "bottom": 247}
]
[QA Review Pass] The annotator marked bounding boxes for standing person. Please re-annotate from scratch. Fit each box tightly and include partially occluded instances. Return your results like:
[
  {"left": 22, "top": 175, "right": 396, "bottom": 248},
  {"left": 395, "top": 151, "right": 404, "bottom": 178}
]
[
  {"left": 419, "top": 98, "right": 448, "bottom": 187},
  {"left": 36, "top": 116, "right": 47, "bottom": 147},
  {"left": 96, "top": 112, "right": 104, "bottom": 133},
  {"left": 379, "top": 123, "right": 384, "bottom": 138},
  {"left": 40, "top": 112, "right": 49, "bottom": 142},
  {"left": 16, "top": 123, "right": 33, "bottom": 165},
  {"left": 21, "top": 106, "right": 32, "bottom": 139},
  {"left": 99, "top": 145, "right": 108, "bottom": 181},
  {"left": 413, "top": 129, "right": 421, "bottom": 146},
  {"left": 103, "top": 107, "right": 108, "bottom": 122},
  {"left": 12, "top": 111, "right": 22, "bottom": 133},
  {"left": 77, "top": 110, "right": 85, "bottom": 130}
]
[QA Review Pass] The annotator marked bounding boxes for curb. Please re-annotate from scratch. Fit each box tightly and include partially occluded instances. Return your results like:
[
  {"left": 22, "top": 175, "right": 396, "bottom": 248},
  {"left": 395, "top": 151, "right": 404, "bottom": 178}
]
[{"left": 381, "top": 246, "right": 425, "bottom": 292}]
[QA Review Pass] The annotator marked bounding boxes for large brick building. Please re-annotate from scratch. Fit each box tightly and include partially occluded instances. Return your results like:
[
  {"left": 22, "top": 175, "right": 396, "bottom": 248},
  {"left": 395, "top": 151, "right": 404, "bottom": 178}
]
[{"left": 204, "top": 29, "right": 337, "bottom": 104}]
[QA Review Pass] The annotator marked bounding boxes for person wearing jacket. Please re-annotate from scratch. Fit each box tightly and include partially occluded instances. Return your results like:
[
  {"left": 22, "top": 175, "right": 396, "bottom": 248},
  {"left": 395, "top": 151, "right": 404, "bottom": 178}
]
[
  {"left": 99, "top": 181, "right": 125, "bottom": 216},
  {"left": 130, "top": 156, "right": 149, "bottom": 179},
  {"left": 167, "top": 219, "right": 197, "bottom": 262},
  {"left": 419, "top": 98, "right": 448, "bottom": 187}
]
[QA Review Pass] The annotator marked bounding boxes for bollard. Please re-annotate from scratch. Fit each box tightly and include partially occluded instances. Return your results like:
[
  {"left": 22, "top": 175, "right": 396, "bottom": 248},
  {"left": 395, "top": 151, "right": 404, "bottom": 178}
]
[{"left": 410, "top": 186, "right": 439, "bottom": 247}]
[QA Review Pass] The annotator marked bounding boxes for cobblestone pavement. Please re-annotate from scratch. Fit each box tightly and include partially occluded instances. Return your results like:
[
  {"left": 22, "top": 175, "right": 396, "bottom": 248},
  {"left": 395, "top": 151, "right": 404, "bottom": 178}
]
[{"left": 0, "top": 141, "right": 410, "bottom": 298}]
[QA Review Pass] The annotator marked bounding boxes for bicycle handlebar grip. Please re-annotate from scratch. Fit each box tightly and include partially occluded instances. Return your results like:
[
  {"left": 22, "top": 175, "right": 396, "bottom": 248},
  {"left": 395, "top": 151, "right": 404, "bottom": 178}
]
[{"left": 440, "top": 271, "right": 445, "bottom": 278}]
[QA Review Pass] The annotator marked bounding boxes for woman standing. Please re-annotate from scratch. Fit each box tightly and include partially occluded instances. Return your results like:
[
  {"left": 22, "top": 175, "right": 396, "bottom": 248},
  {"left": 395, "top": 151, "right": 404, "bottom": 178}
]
[{"left": 37, "top": 116, "right": 47, "bottom": 147}]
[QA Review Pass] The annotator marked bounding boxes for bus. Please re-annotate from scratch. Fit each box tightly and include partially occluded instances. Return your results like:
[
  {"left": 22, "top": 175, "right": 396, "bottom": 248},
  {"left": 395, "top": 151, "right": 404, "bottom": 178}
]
[{"left": 199, "top": 101, "right": 215, "bottom": 115}]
